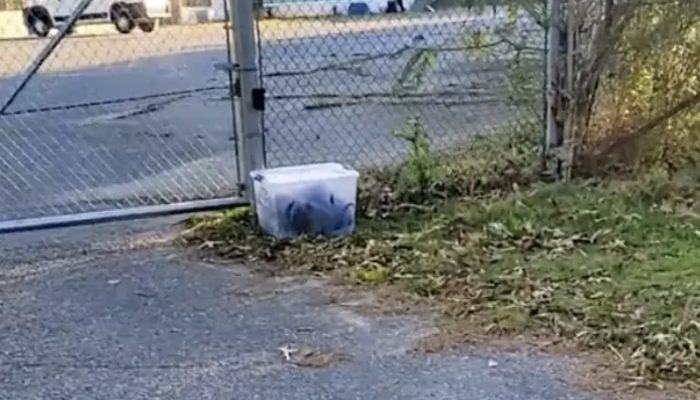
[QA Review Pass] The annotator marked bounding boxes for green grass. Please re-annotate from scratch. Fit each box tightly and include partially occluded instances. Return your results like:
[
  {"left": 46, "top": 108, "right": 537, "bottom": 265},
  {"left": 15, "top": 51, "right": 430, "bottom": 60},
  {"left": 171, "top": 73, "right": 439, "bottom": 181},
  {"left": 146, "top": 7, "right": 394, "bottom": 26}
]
[{"left": 181, "top": 128, "right": 700, "bottom": 388}]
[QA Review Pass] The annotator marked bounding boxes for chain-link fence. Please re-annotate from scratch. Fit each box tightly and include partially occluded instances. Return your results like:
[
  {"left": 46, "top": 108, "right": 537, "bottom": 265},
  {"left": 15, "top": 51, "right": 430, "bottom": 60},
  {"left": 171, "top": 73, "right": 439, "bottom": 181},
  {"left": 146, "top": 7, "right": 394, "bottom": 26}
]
[
  {"left": 0, "top": 0, "right": 545, "bottom": 230},
  {"left": 256, "top": 1, "right": 546, "bottom": 170},
  {"left": 0, "top": 1, "right": 241, "bottom": 226}
]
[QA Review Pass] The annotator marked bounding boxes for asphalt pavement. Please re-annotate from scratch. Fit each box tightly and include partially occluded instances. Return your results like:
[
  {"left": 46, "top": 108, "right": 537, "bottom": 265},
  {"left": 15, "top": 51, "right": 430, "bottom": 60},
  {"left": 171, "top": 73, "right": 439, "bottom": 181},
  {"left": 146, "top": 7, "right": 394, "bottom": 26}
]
[
  {"left": 0, "top": 218, "right": 597, "bottom": 400},
  {"left": 0, "top": 11, "right": 541, "bottom": 223}
]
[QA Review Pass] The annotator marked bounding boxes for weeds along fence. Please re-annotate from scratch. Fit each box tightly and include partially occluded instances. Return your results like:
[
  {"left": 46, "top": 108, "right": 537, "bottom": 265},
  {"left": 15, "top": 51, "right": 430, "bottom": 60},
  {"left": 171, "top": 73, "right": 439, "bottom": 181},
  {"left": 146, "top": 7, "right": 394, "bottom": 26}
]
[
  {"left": 538, "top": 0, "right": 700, "bottom": 176},
  {"left": 574, "top": 0, "right": 700, "bottom": 173}
]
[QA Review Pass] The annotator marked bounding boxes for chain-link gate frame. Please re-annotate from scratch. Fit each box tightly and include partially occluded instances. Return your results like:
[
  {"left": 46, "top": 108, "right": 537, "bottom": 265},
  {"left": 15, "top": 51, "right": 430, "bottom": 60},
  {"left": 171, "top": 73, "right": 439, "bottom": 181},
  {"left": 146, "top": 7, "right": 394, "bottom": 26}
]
[{"left": 0, "top": 0, "right": 256, "bottom": 233}]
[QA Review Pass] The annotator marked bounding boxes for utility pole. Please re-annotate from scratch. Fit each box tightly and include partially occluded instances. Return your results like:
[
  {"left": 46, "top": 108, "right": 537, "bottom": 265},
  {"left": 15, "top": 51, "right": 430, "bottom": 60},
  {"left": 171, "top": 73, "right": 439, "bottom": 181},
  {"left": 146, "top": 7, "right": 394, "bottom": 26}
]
[{"left": 229, "top": 0, "right": 265, "bottom": 201}]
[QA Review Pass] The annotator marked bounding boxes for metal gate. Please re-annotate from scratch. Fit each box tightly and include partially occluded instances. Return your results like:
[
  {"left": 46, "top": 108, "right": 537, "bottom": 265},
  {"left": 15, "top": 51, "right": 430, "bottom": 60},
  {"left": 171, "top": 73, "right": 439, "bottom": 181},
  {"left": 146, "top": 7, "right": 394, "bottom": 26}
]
[{"left": 0, "top": 0, "right": 255, "bottom": 232}]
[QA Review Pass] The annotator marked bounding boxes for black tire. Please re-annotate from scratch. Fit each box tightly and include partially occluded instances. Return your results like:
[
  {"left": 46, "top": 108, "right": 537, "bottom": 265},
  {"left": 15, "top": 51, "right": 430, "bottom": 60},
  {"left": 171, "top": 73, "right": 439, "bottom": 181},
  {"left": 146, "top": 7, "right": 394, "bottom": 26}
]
[
  {"left": 26, "top": 7, "right": 52, "bottom": 37},
  {"left": 111, "top": 5, "right": 135, "bottom": 34},
  {"left": 138, "top": 19, "right": 156, "bottom": 33}
]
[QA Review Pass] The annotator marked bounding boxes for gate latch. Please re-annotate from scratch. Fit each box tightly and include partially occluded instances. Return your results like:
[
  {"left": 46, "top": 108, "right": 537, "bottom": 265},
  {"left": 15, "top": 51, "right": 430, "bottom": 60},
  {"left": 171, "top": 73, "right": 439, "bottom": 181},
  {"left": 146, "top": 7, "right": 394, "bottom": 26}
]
[
  {"left": 252, "top": 88, "right": 265, "bottom": 111},
  {"left": 214, "top": 62, "right": 264, "bottom": 109},
  {"left": 214, "top": 62, "right": 241, "bottom": 96}
]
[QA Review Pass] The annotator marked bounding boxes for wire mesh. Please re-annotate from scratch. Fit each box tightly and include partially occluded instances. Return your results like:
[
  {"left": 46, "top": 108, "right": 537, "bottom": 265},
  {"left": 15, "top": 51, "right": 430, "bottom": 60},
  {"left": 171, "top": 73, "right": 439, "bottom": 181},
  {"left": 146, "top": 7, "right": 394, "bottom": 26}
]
[
  {"left": 256, "top": 0, "right": 546, "bottom": 169},
  {"left": 0, "top": 1, "right": 240, "bottom": 222},
  {"left": 0, "top": 0, "right": 546, "bottom": 225}
]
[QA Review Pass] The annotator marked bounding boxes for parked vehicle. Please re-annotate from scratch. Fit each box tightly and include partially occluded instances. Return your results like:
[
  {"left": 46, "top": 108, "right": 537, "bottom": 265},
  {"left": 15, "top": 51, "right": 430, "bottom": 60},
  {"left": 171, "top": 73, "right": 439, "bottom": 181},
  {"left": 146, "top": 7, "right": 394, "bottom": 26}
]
[{"left": 22, "top": 0, "right": 170, "bottom": 37}]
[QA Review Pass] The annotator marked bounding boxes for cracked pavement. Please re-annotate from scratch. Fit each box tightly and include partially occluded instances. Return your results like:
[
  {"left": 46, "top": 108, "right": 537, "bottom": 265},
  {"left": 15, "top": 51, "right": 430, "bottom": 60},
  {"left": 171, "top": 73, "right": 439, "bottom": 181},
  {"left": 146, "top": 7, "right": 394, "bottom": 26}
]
[{"left": 0, "top": 219, "right": 601, "bottom": 400}]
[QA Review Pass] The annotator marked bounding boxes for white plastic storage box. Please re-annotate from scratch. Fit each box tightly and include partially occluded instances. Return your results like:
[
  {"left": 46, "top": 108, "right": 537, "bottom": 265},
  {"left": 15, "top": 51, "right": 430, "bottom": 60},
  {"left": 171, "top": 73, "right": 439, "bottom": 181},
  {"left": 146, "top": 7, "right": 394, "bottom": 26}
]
[{"left": 251, "top": 163, "right": 360, "bottom": 239}]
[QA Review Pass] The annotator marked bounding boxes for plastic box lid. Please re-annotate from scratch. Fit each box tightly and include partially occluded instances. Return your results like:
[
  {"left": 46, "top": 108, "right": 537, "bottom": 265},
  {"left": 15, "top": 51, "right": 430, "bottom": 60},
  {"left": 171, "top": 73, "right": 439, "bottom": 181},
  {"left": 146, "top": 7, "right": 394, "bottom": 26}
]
[{"left": 251, "top": 163, "right": 359, "bottom": 185}]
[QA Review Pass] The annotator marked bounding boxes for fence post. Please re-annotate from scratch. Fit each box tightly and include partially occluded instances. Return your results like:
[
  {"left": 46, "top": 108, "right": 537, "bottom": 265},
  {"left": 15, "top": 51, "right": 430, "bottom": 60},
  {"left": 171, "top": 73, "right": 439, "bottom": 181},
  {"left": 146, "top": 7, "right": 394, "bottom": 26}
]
[
  {"left": 229, "top": 0, "right": 265, "bottom": 201},
  {"left": 544, "top": 0, "right": 565, "bottom": 177}
]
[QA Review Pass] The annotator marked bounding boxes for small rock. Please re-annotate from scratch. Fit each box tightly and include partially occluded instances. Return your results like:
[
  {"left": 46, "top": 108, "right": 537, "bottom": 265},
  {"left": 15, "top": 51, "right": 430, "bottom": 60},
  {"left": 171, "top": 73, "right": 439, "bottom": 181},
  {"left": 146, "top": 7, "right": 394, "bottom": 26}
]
[{"left": 488, "top": 359, "right": 499, "bottom": 368}]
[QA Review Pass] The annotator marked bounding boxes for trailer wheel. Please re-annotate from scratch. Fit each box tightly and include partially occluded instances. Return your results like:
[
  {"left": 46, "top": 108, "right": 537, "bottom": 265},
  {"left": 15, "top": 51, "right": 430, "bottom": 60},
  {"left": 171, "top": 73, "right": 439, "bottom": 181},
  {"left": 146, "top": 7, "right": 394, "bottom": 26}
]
[
  {"left": 138, "top": 19, "right": 156, "bottom": 33},
  {"left": 26, "top": 7, "right": 53, "bottom": 37},
  {"left": 111, "top": 4, "right": 135, "bottom": 34}
]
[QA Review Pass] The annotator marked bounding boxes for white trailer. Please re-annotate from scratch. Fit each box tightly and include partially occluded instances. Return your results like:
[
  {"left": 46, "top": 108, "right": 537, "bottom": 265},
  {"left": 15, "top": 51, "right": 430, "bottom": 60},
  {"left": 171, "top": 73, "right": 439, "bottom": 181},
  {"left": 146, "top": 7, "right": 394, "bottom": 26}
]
[{"left": 22, "top": 0, "right": 170, "bottom": 36}]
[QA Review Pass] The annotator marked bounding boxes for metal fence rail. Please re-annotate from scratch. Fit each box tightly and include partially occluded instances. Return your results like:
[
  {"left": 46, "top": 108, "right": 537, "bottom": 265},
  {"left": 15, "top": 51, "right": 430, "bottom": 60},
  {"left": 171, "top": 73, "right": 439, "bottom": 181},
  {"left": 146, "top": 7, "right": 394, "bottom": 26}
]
[
  {"left": 0, "top": 1, "right": 242, "bottom": 228},
  {"left": 256, "top": 2, "right": 546, "bottom": 169}
]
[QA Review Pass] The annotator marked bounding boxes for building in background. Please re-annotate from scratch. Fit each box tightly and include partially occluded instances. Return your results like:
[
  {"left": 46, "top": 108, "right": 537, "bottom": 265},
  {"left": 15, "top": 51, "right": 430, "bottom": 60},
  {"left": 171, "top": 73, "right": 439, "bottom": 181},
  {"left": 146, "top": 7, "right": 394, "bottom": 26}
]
[
  {"left": 179, "top": 0, "right": 225, "bottom": 24},
  {"left": 177, "top": 0, "right": 418, "bottom": 23}
]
